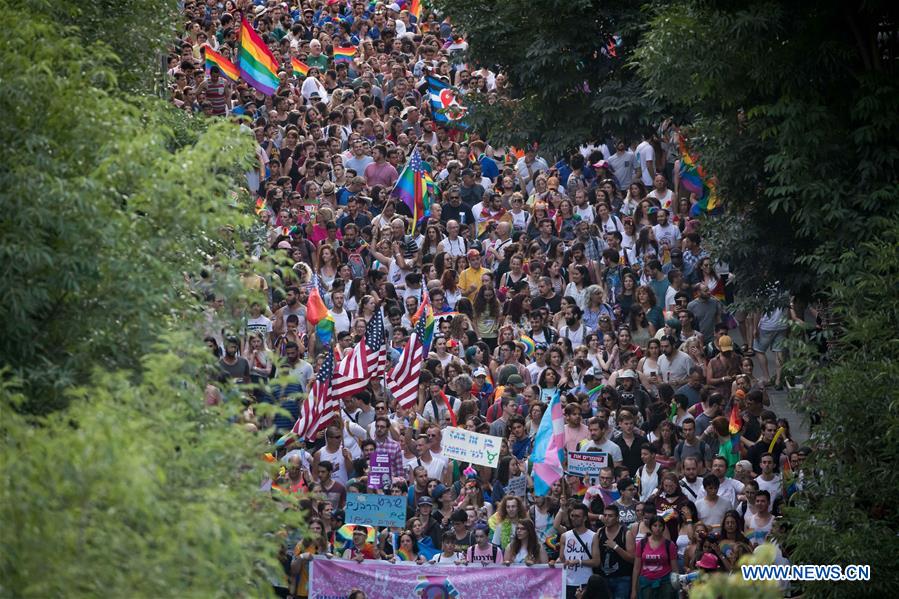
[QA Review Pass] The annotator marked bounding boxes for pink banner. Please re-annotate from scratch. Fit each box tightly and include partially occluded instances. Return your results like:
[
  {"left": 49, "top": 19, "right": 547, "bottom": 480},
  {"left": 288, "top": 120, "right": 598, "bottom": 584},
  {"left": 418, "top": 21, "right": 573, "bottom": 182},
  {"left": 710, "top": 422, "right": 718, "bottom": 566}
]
[{"left": 310, "top": 557, "right": 563, "bottom": 598}]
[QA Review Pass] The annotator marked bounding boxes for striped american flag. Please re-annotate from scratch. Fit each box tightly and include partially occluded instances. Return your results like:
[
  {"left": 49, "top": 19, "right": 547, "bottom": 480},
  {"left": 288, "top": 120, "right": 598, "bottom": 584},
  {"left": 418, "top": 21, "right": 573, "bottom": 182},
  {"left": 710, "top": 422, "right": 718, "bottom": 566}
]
[
  {"left": 386, "top": 313, "right": 426, "bottom": 410},
  {"left": 291, "top": 345, "right": 336, "bottom": 440},
  {"left": 331, "top": 310, "right": 386, "bottom": 398}
]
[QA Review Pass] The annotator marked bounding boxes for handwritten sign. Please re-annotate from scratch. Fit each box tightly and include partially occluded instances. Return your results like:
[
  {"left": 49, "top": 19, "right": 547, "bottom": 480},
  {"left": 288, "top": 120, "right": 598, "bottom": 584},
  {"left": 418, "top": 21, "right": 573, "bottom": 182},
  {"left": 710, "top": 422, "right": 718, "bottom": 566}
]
[
  {"left": 344, "top": 493, "right": 407, "bottom": 529},
  {"left": 566, "top": 452, "right": 609, "bottom": 477},
  {"left": 368, "top": 451, "right": 391, "bottom": 490},
  {"left": 440, "top": 427, "right": 501, "bottom": 468}
]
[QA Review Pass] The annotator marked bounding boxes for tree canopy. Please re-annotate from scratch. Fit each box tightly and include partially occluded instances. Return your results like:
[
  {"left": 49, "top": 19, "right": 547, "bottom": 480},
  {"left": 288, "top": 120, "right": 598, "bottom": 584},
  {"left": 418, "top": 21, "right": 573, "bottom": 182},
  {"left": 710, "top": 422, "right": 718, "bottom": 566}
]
[{"left": 1, "top": 1, "right": 293, "bottom": 596}]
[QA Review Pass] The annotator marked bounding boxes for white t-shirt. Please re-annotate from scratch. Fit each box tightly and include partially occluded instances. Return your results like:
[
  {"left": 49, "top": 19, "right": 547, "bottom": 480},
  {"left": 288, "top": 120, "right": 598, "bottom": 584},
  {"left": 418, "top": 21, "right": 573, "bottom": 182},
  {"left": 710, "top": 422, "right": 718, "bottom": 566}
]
[
  {"left": 696, "top": 495, "right": 729, "bottom": 531},
  {"left": 245, "top": 315, "right": 273, "bottom": 337},
  {"left": 575, "top": 204, "right": 595, "bottom": 224},
  {"left": 635, "top": 141, "right": 656, "bottom": 187},
  {"left": 717, "top": 477, "right": 744, "bottom": 508},
  {"left": 330, "top": 308, "right": 351, "bottom": 334},
  {"left": 561, "top": 529, "right": 596, "bottom": 587},
  {"left": 755, "top": 474, "right": 783, "bottom": 504},
  {"left": 652, "top": 223, "right": 681, "bottom": 250},
  {"left": 648, "top": 188, "right": 674, "bottom": 211}
]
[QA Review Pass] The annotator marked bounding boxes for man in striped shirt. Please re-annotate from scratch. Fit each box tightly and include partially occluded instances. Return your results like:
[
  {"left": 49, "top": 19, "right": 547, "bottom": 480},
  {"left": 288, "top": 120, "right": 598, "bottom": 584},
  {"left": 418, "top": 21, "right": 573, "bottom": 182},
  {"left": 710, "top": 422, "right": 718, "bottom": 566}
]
[{"left": 372, "top": 415, "right": 403, "bottom": 480}]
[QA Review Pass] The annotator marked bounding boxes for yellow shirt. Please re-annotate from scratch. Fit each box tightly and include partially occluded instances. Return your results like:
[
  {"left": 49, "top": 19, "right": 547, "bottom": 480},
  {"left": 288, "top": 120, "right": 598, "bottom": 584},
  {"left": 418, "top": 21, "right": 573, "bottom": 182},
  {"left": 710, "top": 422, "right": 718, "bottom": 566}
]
[{"left": 458, "top": 266, "right": 490, "bottom": 300}]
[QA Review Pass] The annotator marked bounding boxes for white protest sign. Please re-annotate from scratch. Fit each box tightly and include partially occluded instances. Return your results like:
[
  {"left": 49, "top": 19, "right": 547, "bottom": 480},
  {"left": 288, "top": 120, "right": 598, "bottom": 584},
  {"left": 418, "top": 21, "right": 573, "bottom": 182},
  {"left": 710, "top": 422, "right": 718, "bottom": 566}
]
[
  {"left": 440, "top": 427, "right": 501, "bottom": 468},
  {"left": 566, "top": 452, "right": 609, "bottom": 477}
]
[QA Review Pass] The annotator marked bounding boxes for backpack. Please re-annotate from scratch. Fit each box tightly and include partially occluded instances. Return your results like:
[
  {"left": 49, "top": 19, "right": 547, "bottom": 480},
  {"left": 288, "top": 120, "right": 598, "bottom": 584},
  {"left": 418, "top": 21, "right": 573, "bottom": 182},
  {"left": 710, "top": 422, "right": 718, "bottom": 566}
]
[
  {"left": 467, "top": 542, "right": 501, "bottom": 563},
  {"left": 345, "top": 242, "right": 367, "bottom": 279}
]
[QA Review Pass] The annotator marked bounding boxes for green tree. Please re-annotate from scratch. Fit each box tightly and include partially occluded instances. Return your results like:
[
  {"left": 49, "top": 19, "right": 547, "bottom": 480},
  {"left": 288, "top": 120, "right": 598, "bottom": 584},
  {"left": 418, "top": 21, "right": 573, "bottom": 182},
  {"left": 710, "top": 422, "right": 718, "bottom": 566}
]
[
  {"left": 0, "top": 3, "right": 298, "bottom": 596},
  {"left": 434, "top": 0, "right": 659, "bottom": 155},
  {"left": 634, "top": 0, "right": 899, "bottom": 303},
  {"left": 635, "top": 2, "right": 899, "bottom": 596},
  {"left": 0, "top": 4, "right": 254, "bottom": 414}
]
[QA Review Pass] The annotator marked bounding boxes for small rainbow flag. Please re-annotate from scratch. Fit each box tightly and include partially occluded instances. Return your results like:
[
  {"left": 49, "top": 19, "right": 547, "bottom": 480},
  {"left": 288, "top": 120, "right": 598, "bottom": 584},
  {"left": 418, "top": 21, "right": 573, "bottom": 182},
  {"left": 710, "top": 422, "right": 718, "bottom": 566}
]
[
  {"left": 396, "top": 547, "right": 416, "bottom": 562},
  {"left": 238, "top": 17, "right": 280, "bottom": 96},
  {"left": 519, "top": 335, "right": 536, "bottom": 356},
  {"left": 291, "top": 58, "right": 309, "bottom": 78},
  {"left": 728, "top": 402, "right": 743, "bottom": 435},
  {"left": 678, "top": 133, "right": 720, "bottom": 214},
  {"left": 254, "top": 197, "right": 267, "bottom": 215},
  {"left": 333, "top": 46, "right": 357, "bottom": 63},
  {"left": 315, "top": 314, "right": 335, "bottom": 345},
  {"left": 203, "top": 45, "right": 239, "bottom": 81}
]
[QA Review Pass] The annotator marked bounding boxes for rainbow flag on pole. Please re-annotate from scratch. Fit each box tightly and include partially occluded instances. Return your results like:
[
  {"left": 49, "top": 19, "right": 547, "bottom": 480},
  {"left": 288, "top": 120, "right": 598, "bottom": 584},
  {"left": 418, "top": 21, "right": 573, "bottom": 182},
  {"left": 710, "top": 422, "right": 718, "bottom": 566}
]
[
  {"left": 531, "top": 390, "right": 565, "bottom": 495},
  {"left": 291, "top": 58, "right": 310, "bottom": 78},
  {"left": 204, "top": 45, "right": 239, "bottom": 81},
  {"left": 332, "top": 46, "right": 357, "bottom": 63},
  {"left": 390, "top": 148, "right": 434, "bottom": 235},
  {"left": 238, "top": 17, "right": 280, "bottom": 96}
]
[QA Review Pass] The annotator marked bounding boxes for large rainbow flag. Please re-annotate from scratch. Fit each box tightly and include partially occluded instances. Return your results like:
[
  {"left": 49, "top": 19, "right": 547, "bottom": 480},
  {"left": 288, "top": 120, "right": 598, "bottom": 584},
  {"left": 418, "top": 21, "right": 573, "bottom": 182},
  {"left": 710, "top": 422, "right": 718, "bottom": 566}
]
[
  {"left": 678, "top": 133, "right": 720, "bottom": 214},
  {"left": 203, "top": 45, "right": 239, "bottom": 81},
  {"left": 238, "top": 17, "right": 280, "bottom": 96}
]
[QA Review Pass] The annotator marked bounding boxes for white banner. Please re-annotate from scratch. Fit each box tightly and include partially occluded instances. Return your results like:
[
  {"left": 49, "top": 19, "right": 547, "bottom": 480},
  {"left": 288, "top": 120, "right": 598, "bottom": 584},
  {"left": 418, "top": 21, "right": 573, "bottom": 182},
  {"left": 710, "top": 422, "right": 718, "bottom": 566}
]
[{"left": 440, "top": 427, "right": 501, "bottom": 468}]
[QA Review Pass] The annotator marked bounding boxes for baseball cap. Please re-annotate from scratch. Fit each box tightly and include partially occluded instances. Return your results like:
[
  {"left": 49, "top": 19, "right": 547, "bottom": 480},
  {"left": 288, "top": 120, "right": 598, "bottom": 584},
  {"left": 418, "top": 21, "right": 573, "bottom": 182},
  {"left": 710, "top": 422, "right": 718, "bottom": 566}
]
[
  {"left": 418, "top": 496, "right": 434, "bottom": 506},
  {"left": 507, "top": 374, "right": 525, "bottom": 389},
  {"left": 618, "top": 369, "right": 637, "bottom": 379},
  {"left": 473, "top": 367, "right": 489, "bottom": 378},
  {"left": 718, "top": 335, "right": 734, "bottom": 352}
]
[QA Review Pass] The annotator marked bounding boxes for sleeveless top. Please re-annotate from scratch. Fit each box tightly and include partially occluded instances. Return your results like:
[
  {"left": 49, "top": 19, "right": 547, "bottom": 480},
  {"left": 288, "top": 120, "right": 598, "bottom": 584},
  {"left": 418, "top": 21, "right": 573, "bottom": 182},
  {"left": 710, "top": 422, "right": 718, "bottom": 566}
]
[{"left": 598, "top": 526, "right": 632, "bottom": 578}]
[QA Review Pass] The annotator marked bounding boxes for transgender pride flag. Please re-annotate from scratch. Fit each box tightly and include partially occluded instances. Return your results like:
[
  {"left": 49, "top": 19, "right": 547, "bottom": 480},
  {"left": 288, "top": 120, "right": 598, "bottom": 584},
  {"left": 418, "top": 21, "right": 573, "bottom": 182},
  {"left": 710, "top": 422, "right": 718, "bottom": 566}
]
[{"left": 531, "top": 390, "right": 565, "bottom": 496}]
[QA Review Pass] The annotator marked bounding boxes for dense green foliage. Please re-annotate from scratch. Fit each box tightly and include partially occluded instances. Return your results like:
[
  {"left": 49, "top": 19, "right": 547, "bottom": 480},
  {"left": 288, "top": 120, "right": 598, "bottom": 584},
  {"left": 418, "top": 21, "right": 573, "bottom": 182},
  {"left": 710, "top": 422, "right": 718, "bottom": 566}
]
[
  {"left": 0, "top": 2, "right": 294, "bottom": 596},
  {"left": 434, "top": 0, "right": 659, "bottom": 154},
  {"left": 634, "top": 2, "right": 899, "bottom": 596},
  {"left": 0, "top": 4, "right": 254, "bottom": 414},
  {"left": 634, "top": 0, "right": 899, "bottom": 303}
]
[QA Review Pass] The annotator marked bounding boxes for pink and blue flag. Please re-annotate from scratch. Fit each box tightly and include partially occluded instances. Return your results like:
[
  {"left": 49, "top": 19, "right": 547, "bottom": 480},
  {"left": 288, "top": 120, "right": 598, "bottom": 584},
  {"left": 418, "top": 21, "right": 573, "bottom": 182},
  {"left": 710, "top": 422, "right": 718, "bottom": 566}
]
[{"left": 531, "top": 390, "right": 565, "bottom": 496}]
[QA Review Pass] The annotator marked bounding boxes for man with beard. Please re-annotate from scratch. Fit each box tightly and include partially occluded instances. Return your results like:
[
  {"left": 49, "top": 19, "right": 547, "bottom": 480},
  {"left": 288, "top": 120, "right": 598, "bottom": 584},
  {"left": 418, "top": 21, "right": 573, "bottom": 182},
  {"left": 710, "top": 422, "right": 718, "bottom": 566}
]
[
  {"left": 219, "top": 336, "right": 251, "bottom": 384},
  {"left": 273, "top": 286, "right": 307, "bottom": 338},
  {"left": 558, "top": 305, "right": 587, "bottom": 347}
]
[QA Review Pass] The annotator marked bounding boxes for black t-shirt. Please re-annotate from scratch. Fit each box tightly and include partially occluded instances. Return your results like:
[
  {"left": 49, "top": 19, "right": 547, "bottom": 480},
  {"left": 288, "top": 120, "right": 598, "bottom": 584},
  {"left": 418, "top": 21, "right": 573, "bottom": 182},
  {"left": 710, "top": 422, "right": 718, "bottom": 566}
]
[{"left": 532, "top": 293, "right": 562, "bottom": 314}]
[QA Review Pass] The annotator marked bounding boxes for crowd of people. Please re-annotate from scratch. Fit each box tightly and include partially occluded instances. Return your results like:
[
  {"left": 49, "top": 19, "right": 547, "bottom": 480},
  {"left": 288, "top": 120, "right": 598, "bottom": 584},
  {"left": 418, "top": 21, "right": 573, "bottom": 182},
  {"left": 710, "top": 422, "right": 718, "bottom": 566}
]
[{"left": 178, "top": 1, "right": 809, "bottom": 598}]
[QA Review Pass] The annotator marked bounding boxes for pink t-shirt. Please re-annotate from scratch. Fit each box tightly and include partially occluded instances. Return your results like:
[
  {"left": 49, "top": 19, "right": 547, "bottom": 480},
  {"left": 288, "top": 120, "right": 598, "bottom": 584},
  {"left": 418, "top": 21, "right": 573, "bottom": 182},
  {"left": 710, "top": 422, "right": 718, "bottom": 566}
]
[
  {"left": 364, "top": 161, "right": 399, "bottom": 187},
  {"left": 638, "top": 538, "right": 676, "bottom": 580},
  {"left": 466, "top": 543, "right": 502, "bottom": 564}
]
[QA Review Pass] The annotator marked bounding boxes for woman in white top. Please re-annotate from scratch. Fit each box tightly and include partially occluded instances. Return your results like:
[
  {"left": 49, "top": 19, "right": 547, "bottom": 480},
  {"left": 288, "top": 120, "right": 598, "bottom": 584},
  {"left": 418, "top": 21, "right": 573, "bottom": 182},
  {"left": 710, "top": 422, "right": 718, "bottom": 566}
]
[
  {"left": 301, "top": 68, "right": 329, "bottom": 103},
  {"left": 563, "top": 264, "right": 591, "bottom": 310}
]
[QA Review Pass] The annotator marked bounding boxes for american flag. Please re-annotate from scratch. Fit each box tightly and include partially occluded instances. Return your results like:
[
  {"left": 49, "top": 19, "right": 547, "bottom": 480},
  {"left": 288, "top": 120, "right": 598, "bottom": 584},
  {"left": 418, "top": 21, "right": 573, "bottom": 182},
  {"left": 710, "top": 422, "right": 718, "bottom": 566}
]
[
  {"left": 331, "top": 310, "right": 386, "bottom": 398},
  {"left": 291, "top": 345, "right": 336, "bottom": 440},
  {"left": 386, "top": 313, "right": 426, "bottom": 410}
]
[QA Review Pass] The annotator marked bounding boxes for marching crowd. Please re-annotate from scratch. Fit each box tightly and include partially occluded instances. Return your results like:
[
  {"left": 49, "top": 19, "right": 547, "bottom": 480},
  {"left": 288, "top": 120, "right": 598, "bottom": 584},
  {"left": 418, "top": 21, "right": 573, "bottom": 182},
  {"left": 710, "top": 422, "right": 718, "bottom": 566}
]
[{"left": 178, "top": 1, "right": 809, "bottom": 598}]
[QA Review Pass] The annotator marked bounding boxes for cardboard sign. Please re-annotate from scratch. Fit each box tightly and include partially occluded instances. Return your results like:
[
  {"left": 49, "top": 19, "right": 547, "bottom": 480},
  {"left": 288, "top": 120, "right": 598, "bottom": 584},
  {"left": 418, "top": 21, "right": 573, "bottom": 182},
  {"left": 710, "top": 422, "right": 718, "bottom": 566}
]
[
  {"left": 367, "top": 451, "right": 391, "bottom": 489},
  {"left": 566, "top": 452, "right": 609, "bottom": 477},
  {"left": 440, "top": 427, "right": 501, "bottom": 468},
  {"left": 344, "top": 493, "right": 407, "bottom": 529}
]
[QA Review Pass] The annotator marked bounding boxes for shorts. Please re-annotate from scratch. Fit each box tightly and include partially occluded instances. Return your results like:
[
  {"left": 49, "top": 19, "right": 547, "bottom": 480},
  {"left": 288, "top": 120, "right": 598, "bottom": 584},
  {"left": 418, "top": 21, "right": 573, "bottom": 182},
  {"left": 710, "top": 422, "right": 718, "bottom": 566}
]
[{"left": 754, "top": 329, "right": 787, "bottom": 353}]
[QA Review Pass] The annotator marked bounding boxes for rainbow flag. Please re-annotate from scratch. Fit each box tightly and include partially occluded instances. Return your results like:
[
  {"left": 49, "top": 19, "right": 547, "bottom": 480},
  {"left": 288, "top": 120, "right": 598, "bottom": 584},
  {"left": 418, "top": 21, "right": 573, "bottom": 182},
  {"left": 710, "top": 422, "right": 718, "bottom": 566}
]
[
  {"left": 678, "top": 133, "right": 720, "bottom": 213},
  {"left": 316, "top": 314, "right": 336, "bottom": 345},
  {"left": 238, "top": 17, "right": 280, "bottom": 96},
  {"left": 291, "top": 58, "right": 310, "bottom": 78},
  {"left": 391, "top": 148, "right": 434, "bottom": 235},
  {"left": 519, "top": 335, "right": 536, "bottom": 356},
  {"left": 203, "top": 45, "right": 239, "bottom": 81},
  {"left": 254, "top": 197, "right": 267, "bottom": 215},
  {"left": 532, "top": 390, "right": 564, "bottom": 495},
  {"left": 409, "top": 0, "right": 422, "bottom": 21},
  {"left": 396, "top": 547, "right": 416, "bottom": 562},
  {"left": 728, "top": 402, "right": 742, "bottom": 435},
  {"left": 332, "top": 46, "right": 356, "bottom": 63},
  {"left": 335, "top": 524, "right": 376, "bottom": 551},
  {"left": 306, "top": 284, "right": 330, "bottom": 325}
]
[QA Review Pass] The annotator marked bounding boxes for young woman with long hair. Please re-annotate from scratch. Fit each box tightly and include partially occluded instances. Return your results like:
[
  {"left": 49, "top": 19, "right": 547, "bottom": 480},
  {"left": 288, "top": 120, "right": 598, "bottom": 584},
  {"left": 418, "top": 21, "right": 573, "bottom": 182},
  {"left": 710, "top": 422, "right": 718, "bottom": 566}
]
[{"left": 503, "top": 518, "right": 548, "bottom": 565}]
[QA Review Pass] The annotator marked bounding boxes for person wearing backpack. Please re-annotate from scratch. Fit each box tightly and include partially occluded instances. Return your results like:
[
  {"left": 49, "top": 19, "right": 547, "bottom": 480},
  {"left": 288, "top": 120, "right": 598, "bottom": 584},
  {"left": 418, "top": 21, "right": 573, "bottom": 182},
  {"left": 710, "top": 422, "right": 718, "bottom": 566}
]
[
  {"left": 559, "top": 503, "right": 596, "bottom": 599},
  {"left": 631, "top": 515, "right": 679, "bottom": 599},
  {"left": 338, "top": 223, "right": 371, "bottom": 280},
  {"left": 464, "top": 523, "right": 503, "bottom": 565}
]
